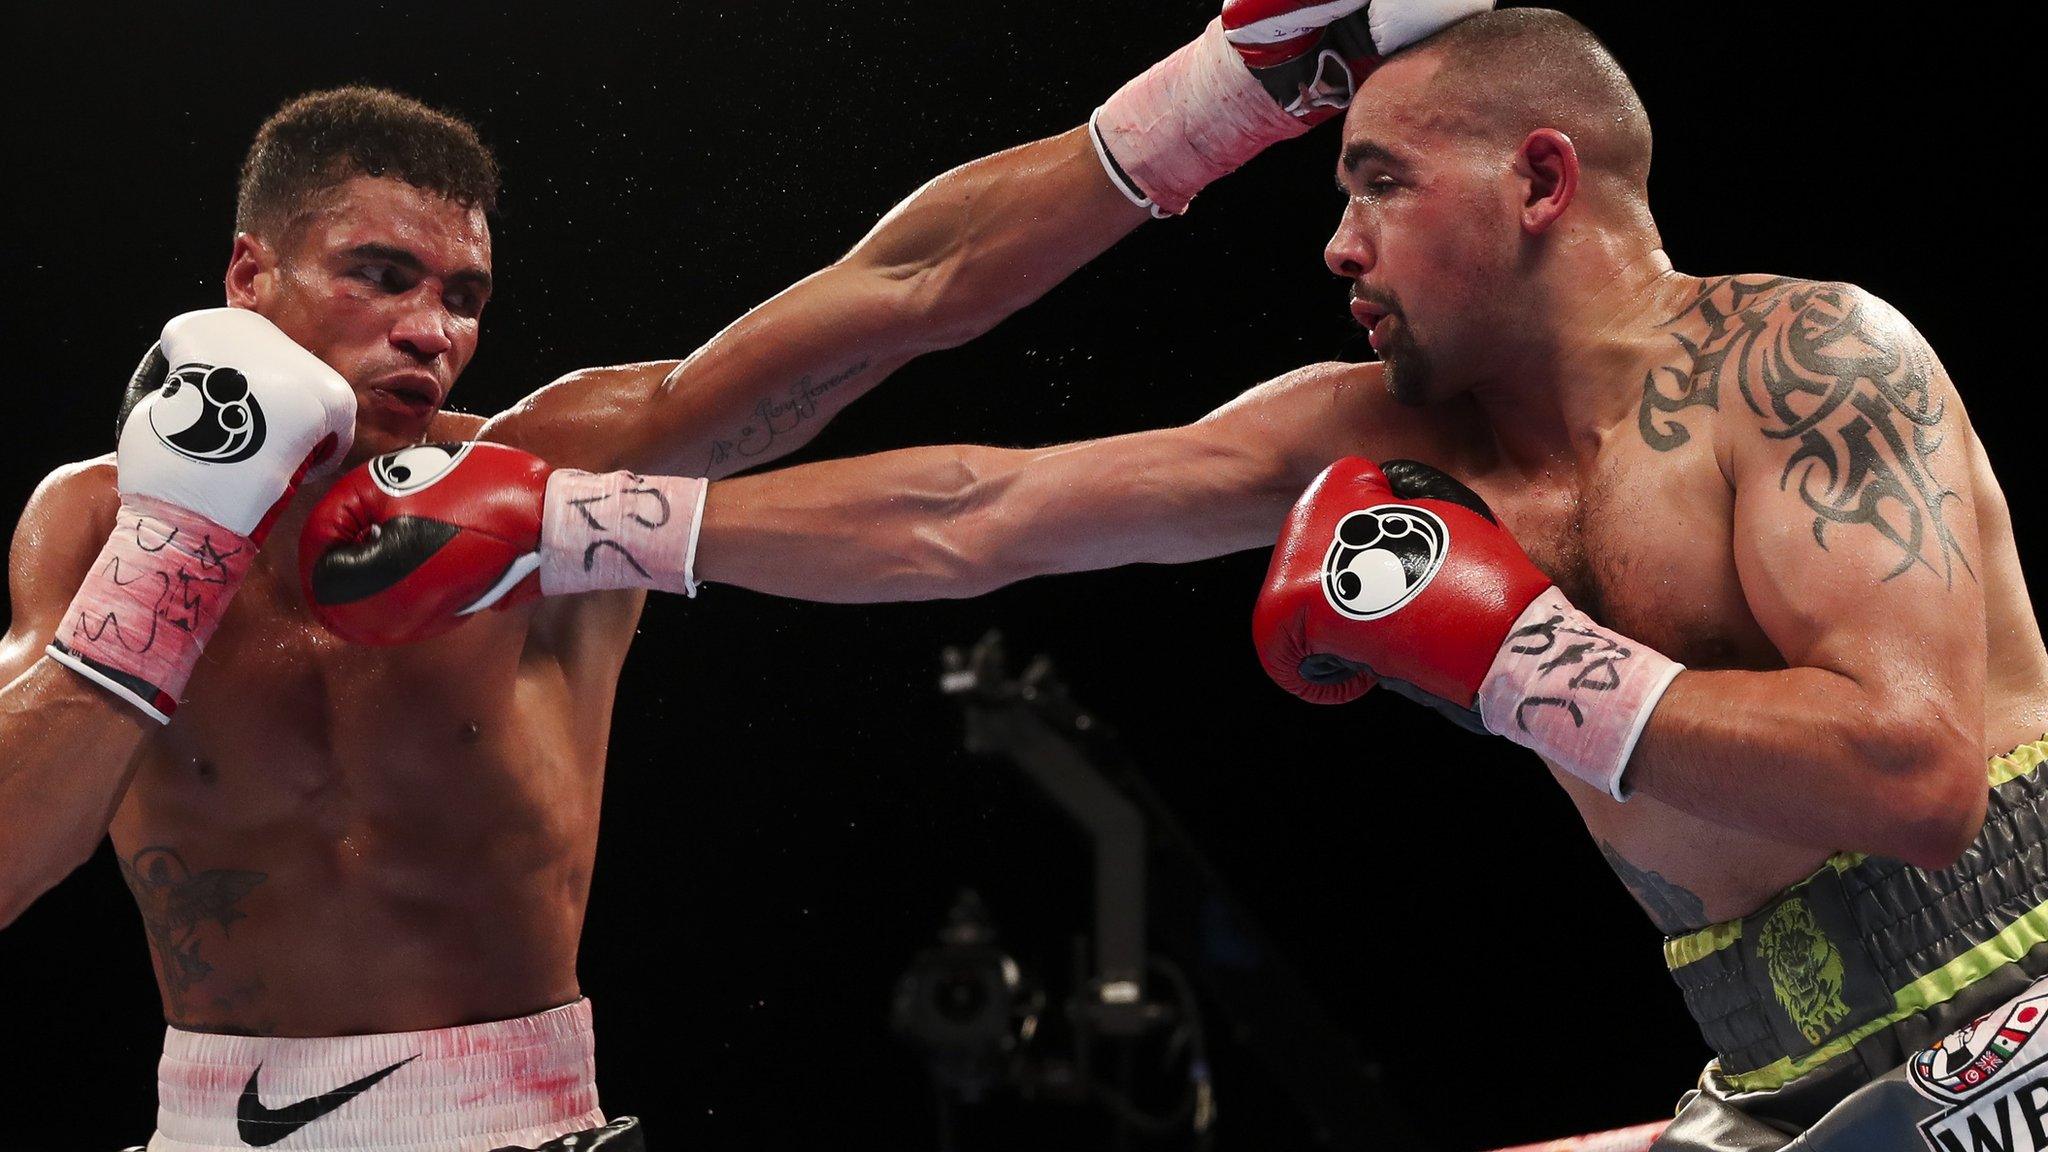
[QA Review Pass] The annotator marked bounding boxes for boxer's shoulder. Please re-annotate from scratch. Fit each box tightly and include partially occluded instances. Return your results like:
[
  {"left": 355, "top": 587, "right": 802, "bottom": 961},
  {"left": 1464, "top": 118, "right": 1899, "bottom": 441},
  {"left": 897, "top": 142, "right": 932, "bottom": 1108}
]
[
  {"left": 430, "top": 408, "right": 490, "bottom": 442},
  {"left": 1209, "top": 358, "right": 1482, "bottom": 477},
  {"left": 8, "top": 455, "right": 120, "bottom": 604},
  {"left": 1642, "top": 272, "right": 1953, "bottom": 470},
  {"left": 18, "top": 454, "right": 120, "bottom": 534}
]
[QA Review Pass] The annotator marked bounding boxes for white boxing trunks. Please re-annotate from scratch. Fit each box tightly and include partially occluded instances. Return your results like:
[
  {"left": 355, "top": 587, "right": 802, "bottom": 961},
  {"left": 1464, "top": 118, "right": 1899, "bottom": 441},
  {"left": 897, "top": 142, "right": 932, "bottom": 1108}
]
[{"left": 147, "top": 998, "right": 608, "bottom": 1151}]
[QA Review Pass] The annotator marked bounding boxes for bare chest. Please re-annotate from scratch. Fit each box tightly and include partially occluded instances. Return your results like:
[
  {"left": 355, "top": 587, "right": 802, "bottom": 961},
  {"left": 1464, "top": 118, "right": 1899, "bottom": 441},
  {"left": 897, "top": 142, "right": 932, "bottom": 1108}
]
[
  {"left": 1474, "top": 439, "right": 1779, "bottom": 672},
  {"left": 119, "top": 561, "right": 608, "bottom": 838}
]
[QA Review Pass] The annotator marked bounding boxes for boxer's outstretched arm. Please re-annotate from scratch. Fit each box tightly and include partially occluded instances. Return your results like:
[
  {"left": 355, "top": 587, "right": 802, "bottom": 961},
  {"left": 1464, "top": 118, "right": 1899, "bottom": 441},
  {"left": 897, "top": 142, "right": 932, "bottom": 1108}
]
[
  {"left": 1623, "top": 283, "right": 1987, "bottom": 868},
  {"left": 0, "top": 461, "right": 152, "bottom": 928},
  {"left": 694, "top": 364, "right": 1397, "bottom": 600},
  {"left": 485, "top": 127, "right": 1145, "bottom": 477}
]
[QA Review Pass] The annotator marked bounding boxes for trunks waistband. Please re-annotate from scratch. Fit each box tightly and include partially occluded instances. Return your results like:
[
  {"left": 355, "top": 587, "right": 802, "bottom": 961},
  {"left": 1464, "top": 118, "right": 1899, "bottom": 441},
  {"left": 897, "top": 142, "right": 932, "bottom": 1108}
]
[
  {"left": 150, "top": 998, "right": 604, "bottom": 1152},
  {"left": 1665, "top": 737, "right": 2048, "bottom": 1093}
]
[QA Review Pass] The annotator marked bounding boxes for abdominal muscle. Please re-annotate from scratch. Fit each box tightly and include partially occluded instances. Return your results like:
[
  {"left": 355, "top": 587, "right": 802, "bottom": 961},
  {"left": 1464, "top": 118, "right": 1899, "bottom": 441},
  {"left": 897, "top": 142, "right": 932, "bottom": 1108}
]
[{"left": 104, "top": 562, "right": 638, "bottom": 1038}]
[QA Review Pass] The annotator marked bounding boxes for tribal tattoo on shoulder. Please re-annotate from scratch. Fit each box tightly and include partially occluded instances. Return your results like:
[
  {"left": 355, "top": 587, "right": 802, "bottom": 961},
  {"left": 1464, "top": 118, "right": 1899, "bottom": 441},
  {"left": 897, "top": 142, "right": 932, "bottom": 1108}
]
[
  {"left": 1638, "top": 276, "right": 1971, "bottom": 586},
  {"left": 117, "top": 845, "right": 266, "bottom": 1017},
  {"left": 1598, "top": 839, "right": 1710, "bottom": 935}
]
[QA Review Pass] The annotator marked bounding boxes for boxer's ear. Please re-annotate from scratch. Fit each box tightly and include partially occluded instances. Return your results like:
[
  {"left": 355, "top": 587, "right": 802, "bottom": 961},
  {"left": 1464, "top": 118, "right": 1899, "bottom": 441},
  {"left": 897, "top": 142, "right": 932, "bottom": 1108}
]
[
  {"left": 1515, "top": 128, "right": 1579, "bottom": 235},
  {"left": 225, "top": 232, "right": 277, "bottom": 310}
]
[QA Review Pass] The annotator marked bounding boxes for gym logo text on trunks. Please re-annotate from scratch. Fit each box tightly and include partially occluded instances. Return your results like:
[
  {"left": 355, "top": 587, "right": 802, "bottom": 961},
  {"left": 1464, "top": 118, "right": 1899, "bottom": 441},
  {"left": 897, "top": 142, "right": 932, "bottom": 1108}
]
[
  {"left": 149, "top": 362, "right": 267, "bottom": 464},
  {"left": 1912, "top": 978, "right": 2048, "bottom": 1152},
  {"left": 1756, "top": 897, "right": 1852, "bottom": 1045},
  {"left": 1321, "top": 504, "right": 1448, "bottom": 621}
]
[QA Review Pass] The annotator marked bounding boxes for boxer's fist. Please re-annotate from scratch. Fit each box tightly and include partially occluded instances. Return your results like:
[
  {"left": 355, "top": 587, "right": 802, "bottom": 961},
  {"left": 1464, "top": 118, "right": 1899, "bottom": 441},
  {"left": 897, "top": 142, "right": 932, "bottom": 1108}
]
[
  {"left": 300, "top": 442, "right": 552, "bottom": 646},
  {"left": 1222, "top": 0, "right": 1492, "bottom": 122},
  {"left": 121, "top": 308, "right": 356, "bottom": 544},
  {"left": 1252, "top": 457, "right": 1549, "bottom": 708}
]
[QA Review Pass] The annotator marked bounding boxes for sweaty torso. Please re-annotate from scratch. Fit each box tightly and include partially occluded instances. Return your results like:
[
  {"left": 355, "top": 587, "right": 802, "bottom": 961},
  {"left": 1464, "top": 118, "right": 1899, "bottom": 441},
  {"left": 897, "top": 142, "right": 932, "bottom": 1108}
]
[
  {"left": 1339, "top": 274, "right": 2048, "bottom": 934},
  {"left": 100, "top": 412, "right": 644, "bottom": 1036}
]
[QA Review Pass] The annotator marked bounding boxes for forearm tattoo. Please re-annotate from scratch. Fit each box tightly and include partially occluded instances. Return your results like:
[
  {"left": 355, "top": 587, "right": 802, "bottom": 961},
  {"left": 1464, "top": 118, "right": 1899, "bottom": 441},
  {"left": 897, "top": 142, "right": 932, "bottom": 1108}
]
[
  {"left": 1598, "top": 839, "right": 1710, "bottom": 934},
  {"left": 704, "top": 359, "right": 871, "bottom": 471},
  {"left": 1638, "top": 276, "right": 1970, "bottom": 585},
  {"left": 118, "top": 845, "right": 266, "bottom": 1018}
]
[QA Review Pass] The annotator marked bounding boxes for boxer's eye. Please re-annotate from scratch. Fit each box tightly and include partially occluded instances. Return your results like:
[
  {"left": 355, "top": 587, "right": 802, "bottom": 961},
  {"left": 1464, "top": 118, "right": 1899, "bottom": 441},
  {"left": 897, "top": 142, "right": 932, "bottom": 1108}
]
[
  {"left": 353, "top": 262, "right": 416, "bottom": 294},
  {"left": 445, "top": 287, "right": 484, "bottom": 319}
]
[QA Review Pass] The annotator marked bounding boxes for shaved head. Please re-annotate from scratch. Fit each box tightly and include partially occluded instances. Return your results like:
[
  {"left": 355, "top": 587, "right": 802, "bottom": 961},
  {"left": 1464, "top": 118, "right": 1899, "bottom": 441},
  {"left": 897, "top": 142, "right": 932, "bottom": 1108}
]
[
  {"left": 1324, "top": 10, "right": 1664, "bottom": 403},
  {"left": 1402, "top": 8, "right": 1652, "bottom": 205}
]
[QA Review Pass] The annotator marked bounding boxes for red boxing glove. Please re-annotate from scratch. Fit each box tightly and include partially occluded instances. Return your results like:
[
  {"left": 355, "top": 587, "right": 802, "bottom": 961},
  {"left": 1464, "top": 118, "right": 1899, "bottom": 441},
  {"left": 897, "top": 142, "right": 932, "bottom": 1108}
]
[
  {"left": 300, "top": 442, "right": 552, "bottom": 646},
  {"left": 302, "top": 443, "right": 710, "bottom": 646},
  {"left": 1222, "top": 0, "right": 1381, "bottom": 124},
  {"left": 1252, "top": 457, "right": 1549, "bottom": 709},
  {"left": 1254, "top": 458, "right": 1686, "bottom": 801}
]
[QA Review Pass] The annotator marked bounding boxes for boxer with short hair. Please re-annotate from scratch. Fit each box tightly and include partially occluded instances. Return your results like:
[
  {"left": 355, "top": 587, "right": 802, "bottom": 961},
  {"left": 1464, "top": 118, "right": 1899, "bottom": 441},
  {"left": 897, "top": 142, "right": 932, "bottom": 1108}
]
[
  {"left": 0, "top": 3, "right": 1492, "bottom": 1146},
  {"left": 475, "top": 10, "right": 2034, "bottom": 1146}
]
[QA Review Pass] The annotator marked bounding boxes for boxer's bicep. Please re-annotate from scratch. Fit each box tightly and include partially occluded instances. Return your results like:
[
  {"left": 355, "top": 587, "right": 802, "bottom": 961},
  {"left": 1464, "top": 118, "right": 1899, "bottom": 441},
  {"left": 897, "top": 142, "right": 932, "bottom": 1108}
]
[{"left": 1725, "top": 285, "right": 1985, "bottom": 750}]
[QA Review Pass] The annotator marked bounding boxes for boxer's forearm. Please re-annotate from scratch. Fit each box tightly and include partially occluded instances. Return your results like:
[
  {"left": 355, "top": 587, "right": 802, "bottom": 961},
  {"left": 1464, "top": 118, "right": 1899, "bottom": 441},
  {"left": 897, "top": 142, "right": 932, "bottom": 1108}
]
[
  {"left": 0, "top": 660, "right": 151, "bottom": 927},
  {"left": 659, "top": 127, "right": 1144, "bottom": 475},
  {"left": 695, "top": 431, "right": 1295, "bottom": 602},
  {"left": 500, "top": 128, "right": 1144, "bottom": 478},
  {"left": 1624, "top": 668, "right": 1984, "bottom": 869},
  {"left": 836, "top": 125, "right": 1147, "bottom": 349}
]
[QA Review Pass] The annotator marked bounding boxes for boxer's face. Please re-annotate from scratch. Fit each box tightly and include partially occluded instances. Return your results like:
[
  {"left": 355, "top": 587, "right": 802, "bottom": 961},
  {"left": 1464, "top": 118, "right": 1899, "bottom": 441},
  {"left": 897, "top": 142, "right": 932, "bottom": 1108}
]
[
  {"left": 227, "top": 175, "right": 493, "bottom": 461},
  {"left": 1325, "top": 55, "right": 1530, "bottom": 405}
]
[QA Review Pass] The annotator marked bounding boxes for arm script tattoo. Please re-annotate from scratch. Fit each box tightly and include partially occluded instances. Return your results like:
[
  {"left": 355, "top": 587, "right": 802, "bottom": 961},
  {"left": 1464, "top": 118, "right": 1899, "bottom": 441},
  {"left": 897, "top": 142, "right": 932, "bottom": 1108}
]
[
  {"left": 1597, "top": 839, "right": 1710, "bottom": 935},
  {"left": 703, "top": 359, "right": 871, "bottom": 472},
  {"left": 1638, "top": 276, "right": 1971, "bottom": 586},
  {"left": 117, "top": 845, "right": 266, "bottom": 1019}
]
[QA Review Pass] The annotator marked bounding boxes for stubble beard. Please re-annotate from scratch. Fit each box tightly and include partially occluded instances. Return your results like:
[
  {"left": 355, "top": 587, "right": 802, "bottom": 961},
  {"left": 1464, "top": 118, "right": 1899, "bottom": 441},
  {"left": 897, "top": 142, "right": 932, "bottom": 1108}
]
[{"left": 1380, "top": 323, "right": 1435, "bottom": 407}]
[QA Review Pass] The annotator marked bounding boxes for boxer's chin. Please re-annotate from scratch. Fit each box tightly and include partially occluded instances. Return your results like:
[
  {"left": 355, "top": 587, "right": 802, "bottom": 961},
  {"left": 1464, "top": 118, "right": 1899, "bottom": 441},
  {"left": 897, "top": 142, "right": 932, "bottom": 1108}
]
[
  {"left": 1381, "top": 331, "right": 1435, "bottom": 407},
  {"left": 345, "top": 418, "right": 426, "bottom": 467}
]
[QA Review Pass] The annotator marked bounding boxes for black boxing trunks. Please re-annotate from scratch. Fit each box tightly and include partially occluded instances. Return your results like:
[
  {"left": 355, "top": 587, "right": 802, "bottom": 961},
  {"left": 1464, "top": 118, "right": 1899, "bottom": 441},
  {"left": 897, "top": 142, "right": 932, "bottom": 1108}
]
[{"left": 1654, "top": 736, "right": 2048, "bottom": 1150}]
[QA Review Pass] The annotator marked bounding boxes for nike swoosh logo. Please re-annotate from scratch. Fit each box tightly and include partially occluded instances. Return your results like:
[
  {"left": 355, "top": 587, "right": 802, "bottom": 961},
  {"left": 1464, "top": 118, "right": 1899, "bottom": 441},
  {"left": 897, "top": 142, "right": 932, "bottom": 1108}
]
[{"left": 236, "top": 1054, "right": 418, "bottom": 1147}]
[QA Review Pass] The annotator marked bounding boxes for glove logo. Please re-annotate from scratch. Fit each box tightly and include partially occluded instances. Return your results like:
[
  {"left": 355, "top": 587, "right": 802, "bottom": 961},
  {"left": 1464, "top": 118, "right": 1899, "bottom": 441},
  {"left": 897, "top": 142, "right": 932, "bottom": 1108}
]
[
  {"left": 149, "top": 362, "right": 266, "bottom": 464},
  {"left": 1321, "top": 504, "right": 1448, "bottom": 620},
  {"left": 369, "top": 442, "right": 476, "bottom": 498}
]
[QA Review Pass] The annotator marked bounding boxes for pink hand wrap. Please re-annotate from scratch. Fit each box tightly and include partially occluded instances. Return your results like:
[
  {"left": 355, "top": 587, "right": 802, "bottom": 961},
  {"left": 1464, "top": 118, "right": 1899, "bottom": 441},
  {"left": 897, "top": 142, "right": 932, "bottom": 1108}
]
[
  {"left": 1090, "top": 19, "right": 1309, "bottom": 216},
  {"left": 1475, "top": 587, "right": 1684, "bottom": 802},
  {"left": 45, "top": 496, "right": 257, "bottom": 723},
  {"left": 537, "top": 469, "right": 707, "bottom": 598}
]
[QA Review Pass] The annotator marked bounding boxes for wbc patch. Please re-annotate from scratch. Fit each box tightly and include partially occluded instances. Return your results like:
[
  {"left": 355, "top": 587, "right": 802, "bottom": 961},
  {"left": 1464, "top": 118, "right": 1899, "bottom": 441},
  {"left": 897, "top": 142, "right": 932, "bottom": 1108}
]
[
  {"left": 1911, "top": 978, "right": 2048, "bottom": 1152},
  {"left": 1912, "top": 981, "right": 2048, "bottom": 1105},
  {"left": 1320, "top": 504, "right": 1449, "bottom": 621}
]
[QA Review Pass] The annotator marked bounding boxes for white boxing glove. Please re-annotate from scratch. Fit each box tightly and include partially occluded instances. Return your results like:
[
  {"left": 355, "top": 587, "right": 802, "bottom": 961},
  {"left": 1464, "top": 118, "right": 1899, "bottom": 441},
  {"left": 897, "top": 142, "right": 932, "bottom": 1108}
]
[
  {"left": 122, "top": 308, "right": 357, "bottom": 538},
  {"left": 47, "top": 308, "right": 358, "bottom": 722}
]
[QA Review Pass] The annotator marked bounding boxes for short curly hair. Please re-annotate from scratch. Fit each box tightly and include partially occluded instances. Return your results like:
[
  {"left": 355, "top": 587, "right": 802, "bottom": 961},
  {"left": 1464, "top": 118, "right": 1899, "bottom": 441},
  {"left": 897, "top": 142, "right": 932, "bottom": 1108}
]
[{"left": 235, "top": 86, "right": 499, "bottom": 239}]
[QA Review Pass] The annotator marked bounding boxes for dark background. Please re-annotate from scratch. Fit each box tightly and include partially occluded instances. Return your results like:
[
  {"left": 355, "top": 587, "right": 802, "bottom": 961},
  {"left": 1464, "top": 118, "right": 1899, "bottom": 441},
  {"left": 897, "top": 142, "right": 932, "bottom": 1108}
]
[{"left": 2, "top": 2, "right": 2033, "bottom": 1148}]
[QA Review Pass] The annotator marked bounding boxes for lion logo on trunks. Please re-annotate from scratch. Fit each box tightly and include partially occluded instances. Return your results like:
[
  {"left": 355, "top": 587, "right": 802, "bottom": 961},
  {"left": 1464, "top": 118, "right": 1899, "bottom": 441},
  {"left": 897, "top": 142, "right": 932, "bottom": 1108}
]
[
  {"left": 148, "top": 361, "right": 266, "bottom": 464},
  {"left": 1321, "top": 504, "right": 1449, "bottom": 621},
  {"left": 1755, "top": 897, "right": 1851, "bottom": 1045}
]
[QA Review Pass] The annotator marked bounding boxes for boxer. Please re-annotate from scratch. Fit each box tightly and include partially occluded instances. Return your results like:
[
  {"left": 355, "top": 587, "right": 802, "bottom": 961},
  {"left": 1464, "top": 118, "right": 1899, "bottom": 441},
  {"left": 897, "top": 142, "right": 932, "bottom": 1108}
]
[
  {"left": 0, "top": 2, "right": 1488, "bottom": 1146},
  {"left": 365, "top": 10, "right": 2041, "bottom": 1147}
]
